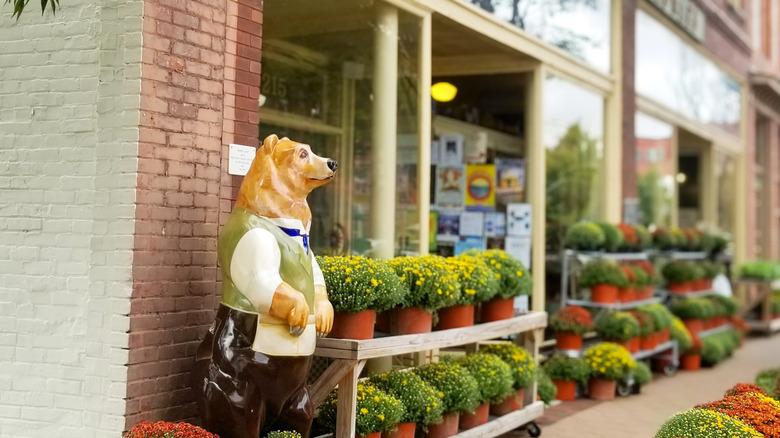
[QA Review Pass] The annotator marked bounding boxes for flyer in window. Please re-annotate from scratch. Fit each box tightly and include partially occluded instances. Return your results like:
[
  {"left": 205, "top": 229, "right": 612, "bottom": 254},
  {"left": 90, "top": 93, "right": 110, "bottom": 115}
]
[
  {"left": 436, "top": 209, "right": 461, "bottom": 243},
  {"left": 434, "top": 164, "right": 465, "bottom": 209},
  {"left": 454, "top": 236, "right": 486, "bottom": 255},
  {"left": 459, "top": 211, "right": 484, "bottom": 237},
  {"left": 464, "top": 164, "right": 496, "bottom": 211},
  {"left": 484, "top": 212, "right": 506, "bottom": 237},
  {"left": 439, "top": 134, "right": 464, "bottom": 165},
  {"left": 495, "top": 158, "right": 525, "bottom": 207}
]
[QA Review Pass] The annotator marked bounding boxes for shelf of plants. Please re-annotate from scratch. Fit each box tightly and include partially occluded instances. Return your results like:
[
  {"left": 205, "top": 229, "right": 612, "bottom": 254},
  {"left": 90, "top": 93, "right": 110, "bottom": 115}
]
[
  {"left": 566, "top": 296, "right": 663, "bottom": 310},
  {"left": 735, "top": 263, "right": 780, "bottom": 334},
  {"left": 656, "top": 251, "right": 709, "bottom": 260},
  {"left": 313, "top": 312, "right": 547, "bottom": 438},
  {"left": 632, "top": 340, "right": 678, "bottom": 363},
  {"left": 661, "top": 289, "right": 717, "bottom": 299},
  {"left": 697, "top": 323, "right": 734, "bottom": 339}
]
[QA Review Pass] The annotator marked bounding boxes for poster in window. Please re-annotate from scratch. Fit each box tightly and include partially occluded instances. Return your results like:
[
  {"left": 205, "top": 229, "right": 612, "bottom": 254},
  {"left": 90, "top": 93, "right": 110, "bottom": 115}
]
[
  {"left": 459, "top": 211, "right": 484, "bottom": 237},
  {"left": 495, "top": 158, "right": 525, "bottom": 207},
  {"left": 505, "top": 235, "right": 531, "bottom": 269},
  {"left": 464, "top": 164, "right": 496, "bottom": 211},
  {"left": 507, "top": 203, "right": 532, "bottom": 237},
  {"left": 436, "top": 209, "right": 461, "bottom": 243},
  {"left": 434, "top": 165, "right": 465, "bottom": 209},
  {"left": 454, "top": 236, "right": 486, "bottom": 256},
  {"left": 484, "top": 212, "right": 506, "bottom": 237},
  {"left": 464, "top": 131, "right": 488, "bottom": 164},
  {"left": 439, "top": 134, "right": 464, "bottom": 165}
]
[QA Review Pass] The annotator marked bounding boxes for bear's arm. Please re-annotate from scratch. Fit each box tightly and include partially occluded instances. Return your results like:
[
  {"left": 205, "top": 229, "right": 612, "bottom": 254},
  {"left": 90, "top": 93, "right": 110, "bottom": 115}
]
[
  {"left": 230, "top": 228, "right": 284, "bottom": 314},
  {"left": 310, "top": 251, "right": 326, "bottom": 288}
]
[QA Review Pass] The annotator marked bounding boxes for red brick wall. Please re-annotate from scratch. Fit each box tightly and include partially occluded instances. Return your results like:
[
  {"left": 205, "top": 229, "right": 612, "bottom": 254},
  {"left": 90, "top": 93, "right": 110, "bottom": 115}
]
[{"left": 127, "top": 0, "right": 262, "bottom": 428}]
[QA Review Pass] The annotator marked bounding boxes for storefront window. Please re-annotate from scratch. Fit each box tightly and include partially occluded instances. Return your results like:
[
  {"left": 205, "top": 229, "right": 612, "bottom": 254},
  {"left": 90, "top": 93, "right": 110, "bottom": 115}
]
[
  {"left": 716, "top": 151, "right": 737, "bottom": 236},
  {"left": 463, "top": 0, "right": 611, "bottom": 72},
  {"left": 259, "top": 0, "right": 421, "bottom": 257},
  {"left": 636, "top": 113, "right": 674, "bottom": 228},
  {"left": 544, "top": 75, "right": 604, "bottom": 249},
  {"left": 636, "top": 10, "right": 742, "bottom": 136}
]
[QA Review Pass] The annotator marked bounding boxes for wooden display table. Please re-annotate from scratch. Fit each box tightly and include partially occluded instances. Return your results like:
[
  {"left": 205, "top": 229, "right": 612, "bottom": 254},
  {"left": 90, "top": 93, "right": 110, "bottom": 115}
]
[{"left": 735, "top": 279, "right": 780, "bottom": 334}]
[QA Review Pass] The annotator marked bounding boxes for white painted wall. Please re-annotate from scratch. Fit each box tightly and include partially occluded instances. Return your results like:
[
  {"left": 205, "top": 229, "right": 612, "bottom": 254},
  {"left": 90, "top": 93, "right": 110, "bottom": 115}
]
[{"left": 0, "top": 0, "right": 141, "bottom": 436}]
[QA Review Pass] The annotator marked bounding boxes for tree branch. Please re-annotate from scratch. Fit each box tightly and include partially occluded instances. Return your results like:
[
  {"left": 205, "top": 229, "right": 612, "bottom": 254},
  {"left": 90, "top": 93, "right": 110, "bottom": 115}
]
[{"left": 4, "top": 0, "right": 59, "bottom": 19}]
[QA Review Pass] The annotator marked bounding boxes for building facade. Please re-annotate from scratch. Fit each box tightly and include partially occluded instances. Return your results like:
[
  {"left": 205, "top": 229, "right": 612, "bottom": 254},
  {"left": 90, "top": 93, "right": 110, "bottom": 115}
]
[{"left": 0, "top": 0, "right": 774, "bottom": 435}]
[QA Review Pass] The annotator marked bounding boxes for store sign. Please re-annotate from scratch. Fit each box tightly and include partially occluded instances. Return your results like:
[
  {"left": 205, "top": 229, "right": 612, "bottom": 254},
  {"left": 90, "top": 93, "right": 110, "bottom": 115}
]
[{"left": 647, "top": 0, "right": 706, "bottom": 42}]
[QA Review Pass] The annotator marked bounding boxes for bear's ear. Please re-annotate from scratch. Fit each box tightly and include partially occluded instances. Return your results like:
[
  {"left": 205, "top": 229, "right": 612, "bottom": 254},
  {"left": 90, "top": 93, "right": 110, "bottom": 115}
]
[{"left": 261, "top": 134, "right": 280, "bottom": 153}]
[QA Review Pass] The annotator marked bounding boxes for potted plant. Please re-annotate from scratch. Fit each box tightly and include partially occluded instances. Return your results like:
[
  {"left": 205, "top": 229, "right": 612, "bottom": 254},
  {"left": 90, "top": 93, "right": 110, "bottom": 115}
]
[
  {"left": 661, "top": 261, "right": 695, "bottom": 293},
  {"left": 655, "top": 408, "right": 763, "bottom": 438},
  {"left": 413, "top": 361, "right": 480, "bottom": 438},
  {"left": 739, "top": 260, "right": 780, "bottom": 280},
  {"left": 699, "top": 261, "right": 724, "bottom": 290},
  {"left": 388, "top": 255, "right": 461, "bottom": 334},
  {"left": 637, "top": 303, "right": 673, "bottom": 342},
  {"left": 480, "top": 343, "right": 537, "bottom": 414},
  {"left": 124, "top": 422, "right": 219, "bottom": 438},
  {"left": 629, "top": 310, "right": 658, "bottom": 351},
  {"left": 438, "top": 254, "right": 499, "bottom": 329},
  {"left": 578, "top": 260, "right": 628, "bottom": 304},
  {"left": 618, "top": 265, "right": 637, "bottom": 303},
  {"left": 454, "top": 352, "right": 514, "bottom": 427},
  {"left": 318, "top": 255, "right": 408, "bottom": 339},
  {"left": 633, "top": 361, "right": 652, "bottom": 391},
  {"left": 265, "top": 432, "right": 302, "bottom": 438},
  {"left": 369, "top": 369, "right": 444, "bottom": 438},
  {"left": 542, "top": 354, "right": 590, "bottom": 401},
  {"left": 318, "top": 382, "right": 405, "bottom": 438},
  {"left": 616, "top": 223, "right": 639, "bottom": 252},
  {"left": 594, "top": 311, "right": 640, "bottom": 353},
  {"left": 466, "top": 249, "right": 532, "bottom": 322},
  {"left": 681, "top": 228, "right": 703, "bottom": 251},
  {"left": 633, "top": 224, "right": 653, "bottom": 250},
  {"left": 628, "top": 261, "right": 656, "bottom": 299},
  {"left": 535, "top": 368, "right": 557, "bottom": 405},
  {"left": 669, "top": 298, "right": 715, "bottom": 336},
  {"left": 549, "top": 305, "right": 594, "bottom": 350},
  {"left": 583, "top": 342, "right": 636, "bottom": 401},
  {"left": 701, "top": 336, "right": 727, "bottom": 366},
  {"left": 564, "top": 222, "right": 606, "bottom": 251},
  {"left": 595, "top": 222, "right": 624, "bottom": 253}
]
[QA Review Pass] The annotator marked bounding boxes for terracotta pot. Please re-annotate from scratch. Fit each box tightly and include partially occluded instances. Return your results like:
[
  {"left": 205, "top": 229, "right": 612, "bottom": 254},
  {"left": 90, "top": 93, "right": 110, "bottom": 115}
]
[
  {"left": 643, "top": 286, "right": 655, "bottom": 299},
  {"left": 683, "top": 319, "right": 703, "bottom": 336},
  {"left": 640, "top": 335, "right": 657, "bottom": 351},
  {"left": 390, "top": 307, "right": 433, "bottom": 335},
  {"left": 618, "top": 287, "right": 636, "bottom": 303},
  {"left": 375, "top": 311, "right": 391, "bottom": 333},
  {"left": 480, "top": 297, "right": 515, "bottom": 322},
  {"left": 591, "top": 284, "right": 618, "bottom": 304},
  {"left": 423, "top": 412, "right": 459, "bottom": 438},
  {"left": 490, "top": 388, "right": 524, "bottom": 416},
  {"left": 555, "top": 332, "right": 583, "bottom": 350},
  {"left": 667, "top": 283, "right": 689, "bottom": 294},
  {"left": 459, "top": 402, "right": 489, "bottom": 430},
  {"left": 588, "top": 378, "right": 617, "bottom": 400},
  {"left": 329, "top": 309, "right": 376, "bottom": 340},
  {"left": 435, "top": 304, "right": 474, "bottom": 330},
  {"left": 680, "top": 353, "right": 701, "bottom": 371},
  {"left": 659, "top": 327, "right": 670, "bottom": 343},
  {"left": 553, "top": 380, "right": 577, "bottom": 401},
  {"left": 358, "top": 433, "right": 382, "bottom": 438},
  {"left": 383, "top": 422, "right": 416, "bottom": 438}
]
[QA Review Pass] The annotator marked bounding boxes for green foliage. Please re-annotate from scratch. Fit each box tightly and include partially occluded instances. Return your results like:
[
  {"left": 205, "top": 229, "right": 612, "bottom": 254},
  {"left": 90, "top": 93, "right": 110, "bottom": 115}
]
[
  {"left": 413, "top": 362, "right": 480, "bottom": 415},
  {"left": 446, "top": 254, "right": 500, "bottom": 305},
  {"left": 700, "top": 331, "right": 740, "bottom": 365},
  {"left": 628, "top": 265, "right": 652, "bottom": 287},
  {"left": 669, "top": 298, "right": 715, "bottom": 320},
  {"left": 542, "top": 354, "right": 590, "bottom": 383},
  {"left": 669, "top": 316, "right": 693, "bottom": 352},
  {"left": 466, "top": 249, "right": 532, "bottom": 299},
  {"left": 317, "top": 255, "right": 408, "bottom": 313},
  {"left": 634, "top": 224, "right": 653, "bottom": 250},
  {"left": 389, "top": 255, "right": 461, "bottom": 311},
  {"left": 633, "top": 361, "right": 652, "bottom": 386},
  {"left": 629, "top": 311, "right": 656, "bottom": 336},
  {"left": 454, "top": 352, "right": 514, "bottom": 404},
  {"left": 755, "top": 367, "right": 780, "bottom": 397},
  {"left": 4, "top": 0, "right": 59, "bottom": 18},
  {"left": 583, "top": 342, "right": 636, "bottom": 381},
  {"left": 654, "top": 409, "right": 762, "bottom": 438},
  {"left": 480, "top": 343, "right": 537, "bottom": 390},
  {"left": 318, "top": 383, "right": 405, "bottom": 436},
  {"left": 579, "top": 260, "right": 628, "bottom": 288},
  {"left": 709, "top": 295, "right": 738, "bottom": 317},
  {"left": 661, "top": 261, "right": 697, "bottom": 284},
  {"left": 739, "top": 260, "right": 780, "bottom": 280},
  {"left": 637, "top": 303, "right": 673, "bottom": 331},
  {"left": 535, "top": 368, "right": 557, "bottom": 405},
  {"left": 369, "top": 369, "right": 445, "bottom": 426},
  {"left": 595, "top": 222, "right": 624, "bottom": 252},
  {"left": 265, "top": 432, "right": 302, "bottom": 438},
  {"left": 595, "top": 311, "right": 640, "bottom": 342},
  {"left": 699, "top": 261, "right": 725, "bottom": 279},
  {"left": 564, "top": 222, "right": 606, "bottom": 251}
]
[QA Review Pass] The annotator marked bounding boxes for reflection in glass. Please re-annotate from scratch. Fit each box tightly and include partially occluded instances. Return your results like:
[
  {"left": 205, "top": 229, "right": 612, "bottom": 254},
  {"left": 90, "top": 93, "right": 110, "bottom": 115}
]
[
  {"left": 636, "top": 10, "right": 741, "bottom": 135},
  {"left": 260, "top": 0, "right": 421, "bottom": 256},
  {"left": 635, "top": 113, "right": 674, "bottom": 228},
  {"left": 716, "top": 152, "right": 736, "bottom": 235},
  {"left": 464, "top": 0, "right": 611, "bottom": 72},
  {"left": 544, "top": 75, "right": 604, "bottom": 249}
]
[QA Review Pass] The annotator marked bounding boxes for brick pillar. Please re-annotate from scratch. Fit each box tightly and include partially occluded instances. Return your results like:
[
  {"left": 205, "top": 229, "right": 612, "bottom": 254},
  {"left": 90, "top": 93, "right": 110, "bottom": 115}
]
[
  {"left": 622, "top": 0, "right": 637, "bottom": 202},
  {"left": 745, "top": 101, "right": 757, "bottom": 259},
  {"left": 767, "top": 118, "right": 780, "bottom": 259}
]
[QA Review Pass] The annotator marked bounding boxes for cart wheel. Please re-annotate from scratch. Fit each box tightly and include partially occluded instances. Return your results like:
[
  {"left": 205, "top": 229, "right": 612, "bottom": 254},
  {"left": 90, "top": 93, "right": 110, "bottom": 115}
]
[
  {"left": 663, "top": 363, "right": 678, "bottom": 377},
  {"left": 527, "top": 421, "right": 541, "bottom": 437},
  {"left": 617, "top": 381, "right": 632, "bottom": 397}
]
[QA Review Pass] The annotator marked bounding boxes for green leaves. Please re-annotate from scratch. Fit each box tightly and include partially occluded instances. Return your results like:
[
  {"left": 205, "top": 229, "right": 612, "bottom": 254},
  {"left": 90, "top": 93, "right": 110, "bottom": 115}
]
[{"left": 5, "top": 0, "right": 59, "bottom": 19}]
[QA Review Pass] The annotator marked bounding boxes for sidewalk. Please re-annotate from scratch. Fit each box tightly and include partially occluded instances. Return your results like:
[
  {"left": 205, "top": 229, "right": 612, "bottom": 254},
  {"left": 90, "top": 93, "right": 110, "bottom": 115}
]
[{"left": 503, "top": 333, "right": 780, "bottom": 437}]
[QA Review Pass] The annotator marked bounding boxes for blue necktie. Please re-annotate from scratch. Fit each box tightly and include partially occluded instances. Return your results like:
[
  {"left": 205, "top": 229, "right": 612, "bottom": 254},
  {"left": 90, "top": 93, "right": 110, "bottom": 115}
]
[{"left": 278, "top": 226, "right": 309, "bottom": 255}]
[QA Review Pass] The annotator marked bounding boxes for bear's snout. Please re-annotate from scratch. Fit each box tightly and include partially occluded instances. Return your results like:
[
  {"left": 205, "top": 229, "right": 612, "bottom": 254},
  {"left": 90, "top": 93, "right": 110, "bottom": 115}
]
[{"left": 327, "top": 159, "right": 338, "bottom": 172}]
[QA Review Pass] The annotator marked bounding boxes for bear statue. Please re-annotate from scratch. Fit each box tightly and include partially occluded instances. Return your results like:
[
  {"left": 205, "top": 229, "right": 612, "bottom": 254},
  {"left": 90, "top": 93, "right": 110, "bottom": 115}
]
[{"left": 192, "top": 134, "right": 337, "bottom": 438}]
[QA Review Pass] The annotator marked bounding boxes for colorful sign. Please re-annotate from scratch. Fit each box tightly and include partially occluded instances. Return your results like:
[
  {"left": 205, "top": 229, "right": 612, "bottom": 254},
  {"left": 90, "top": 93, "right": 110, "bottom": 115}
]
[
  {"left": 465, "top": 164, "right": 495, "bottom": 211},
  {"left": 434, "top": 165, "right": 466, "bottom": 208}
]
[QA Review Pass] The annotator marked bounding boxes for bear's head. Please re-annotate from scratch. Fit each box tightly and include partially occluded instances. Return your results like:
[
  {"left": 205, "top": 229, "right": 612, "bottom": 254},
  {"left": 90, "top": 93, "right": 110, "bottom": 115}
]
[{"left": 235, "top": 134, "right": 337, "bottom": 225}]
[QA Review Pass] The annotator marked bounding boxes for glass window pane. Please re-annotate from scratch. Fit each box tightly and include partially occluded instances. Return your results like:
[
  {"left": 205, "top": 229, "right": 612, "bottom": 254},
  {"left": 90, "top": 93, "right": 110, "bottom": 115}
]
[
  {"left": 716, "top": 152, "right": 736, "bottom": 235},
  {"left": 544, "top": 75, "right": 605, "bottom": 249},
  {"left": 636, "top": 10, "right": 742, "bottom": 136},
  {"left": 636, "top": 113, "right": 675, "bottom": 228},
  {"left": 462, "top": 0, "right": 612, "bottom": 72},
  {"left": 260, "top": 0, "right": 421, "bottom": 257}
]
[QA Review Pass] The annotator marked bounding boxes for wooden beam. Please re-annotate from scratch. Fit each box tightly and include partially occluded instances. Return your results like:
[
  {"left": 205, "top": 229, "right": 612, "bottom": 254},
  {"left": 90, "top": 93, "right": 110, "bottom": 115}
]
[
  {"left": 433, "top": 55, "right": 539, "bottom": 77},
  {"left": 310, "top": 359, "right": 360, "bottom": 407}
]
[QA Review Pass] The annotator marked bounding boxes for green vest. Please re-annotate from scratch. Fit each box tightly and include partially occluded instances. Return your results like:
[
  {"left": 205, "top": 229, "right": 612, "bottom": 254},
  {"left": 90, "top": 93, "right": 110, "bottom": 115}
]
[{"left": 218, "top": 208, "right": 315, "bottom": 314}]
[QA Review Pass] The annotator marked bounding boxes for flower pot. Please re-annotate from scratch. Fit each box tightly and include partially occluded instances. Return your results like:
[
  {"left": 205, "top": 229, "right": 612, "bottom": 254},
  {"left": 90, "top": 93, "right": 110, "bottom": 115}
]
[
  {"left": 680, "top": 353, "right": 701, "bottom": 371},
  {"left": 590, "top": 284, "right": 618, "bottom": 304},
  {"left": 423, "top": 412, "right": 459, "bottom": 438},
  {"left": 329, "top": 309, "right": 376, "bottom": 340},
  {"left": 480, "top": 297, "right": 515, "bottom": 322},
  {"left": 614, "top": 337, "right": 639, "bottom": 354},
  {"left": 683, "top": 319, "right": 703, "bottom": 336},
  {"left": 383, "top": 422, "right": 416, "bottom": 438},
  {"left": 490, "top": 389, "right": 524, "bottom": 416},
  {"left": 375, "top": 310, "right": 391, "bottom": 333},
  {"left": 555, "top": 332, "right": 583, "bottom": 350},
  {"left": 435, "top": 304, "right": 474, "bottom": 330},
  {"left": 667, "top": 283, "right": 689, "bottom": 294},
  {"left": 618, "top": 287, "right": 636, "bottom": 303},
  {"left": 553, "top": 380, "right": 577, "bottom": 401},
  {"left": 659, "top": 327, "right": 670, "bottom": 343},
  {"left": 390, "top": 307, "right": 433, "bottom": 335},
  {"left": 640, "top": 334, "right": 657, "bottom": 351},
  {"left": 642, "top": 286, "right": 655, "bottom": 299},
  {"left": 459, "top": 402, "right": 489, "bottom": 430},
  {"left": 588, "top": 378, "right": 617, "bottom": 401}
]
